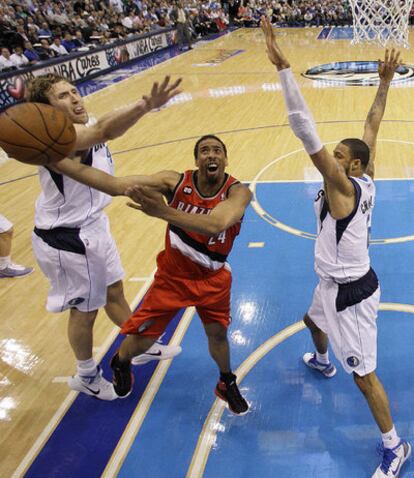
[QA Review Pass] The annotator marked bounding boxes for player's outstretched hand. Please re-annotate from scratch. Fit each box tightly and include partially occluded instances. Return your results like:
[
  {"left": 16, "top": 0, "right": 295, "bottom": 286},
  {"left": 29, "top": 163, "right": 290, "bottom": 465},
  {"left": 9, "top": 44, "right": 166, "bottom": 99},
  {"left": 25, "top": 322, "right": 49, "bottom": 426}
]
[
  {"left": 126, "top": 185, "right": 168, "bottom": 218},
  {"left": 260, "top": 16, "right": 290, "bottom": 70},
  {"left": 378, "top": 49, "right": 402, "bottom": 84},
  {"left": 142, "top": 76, "right": 182, "bottom": 111}
]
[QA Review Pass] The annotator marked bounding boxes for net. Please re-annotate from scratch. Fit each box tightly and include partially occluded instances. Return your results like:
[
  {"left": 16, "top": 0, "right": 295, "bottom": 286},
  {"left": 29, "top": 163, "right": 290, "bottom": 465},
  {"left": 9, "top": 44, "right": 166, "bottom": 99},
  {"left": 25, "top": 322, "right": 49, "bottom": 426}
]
[{"left": 348, "top": 0, "right": 414, "bottom": 48}]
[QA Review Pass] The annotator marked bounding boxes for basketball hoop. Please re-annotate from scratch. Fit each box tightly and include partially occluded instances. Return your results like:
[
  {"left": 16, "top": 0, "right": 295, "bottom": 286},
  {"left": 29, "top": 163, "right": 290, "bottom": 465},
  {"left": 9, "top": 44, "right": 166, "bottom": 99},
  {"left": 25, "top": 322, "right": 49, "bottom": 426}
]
[{"left": 348, "top": 0, "right": 414, "bottom": 48}]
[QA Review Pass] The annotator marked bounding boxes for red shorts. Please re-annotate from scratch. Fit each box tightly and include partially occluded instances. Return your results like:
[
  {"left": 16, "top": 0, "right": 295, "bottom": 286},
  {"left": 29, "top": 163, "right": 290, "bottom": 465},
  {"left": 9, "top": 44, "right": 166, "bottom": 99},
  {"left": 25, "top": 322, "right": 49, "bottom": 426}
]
[{"left": 121, "top": 266, "right": 232, "bottom": 337}]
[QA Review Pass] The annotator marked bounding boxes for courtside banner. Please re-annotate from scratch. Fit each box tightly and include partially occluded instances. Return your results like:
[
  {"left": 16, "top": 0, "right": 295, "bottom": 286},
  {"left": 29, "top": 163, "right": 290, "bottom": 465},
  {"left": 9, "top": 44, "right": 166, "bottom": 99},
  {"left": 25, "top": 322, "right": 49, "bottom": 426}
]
[{"left": 0, "top": 29, "right": 176, "bottom": 109}]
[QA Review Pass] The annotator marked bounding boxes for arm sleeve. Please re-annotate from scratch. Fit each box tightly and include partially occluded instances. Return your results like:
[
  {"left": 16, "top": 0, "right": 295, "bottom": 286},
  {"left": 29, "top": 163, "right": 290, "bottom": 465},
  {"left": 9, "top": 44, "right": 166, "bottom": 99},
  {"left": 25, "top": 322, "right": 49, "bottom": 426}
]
[{"left": 278, "top": 68, "right": 323, "bottom": 155}]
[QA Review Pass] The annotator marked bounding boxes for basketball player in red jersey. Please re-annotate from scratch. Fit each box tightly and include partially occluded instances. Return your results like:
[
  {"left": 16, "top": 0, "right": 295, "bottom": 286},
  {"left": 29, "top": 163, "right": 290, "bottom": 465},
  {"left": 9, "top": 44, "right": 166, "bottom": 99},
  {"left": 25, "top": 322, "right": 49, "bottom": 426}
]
[{"left": 53, "top": 134, "right": 252, "bottom": 414}]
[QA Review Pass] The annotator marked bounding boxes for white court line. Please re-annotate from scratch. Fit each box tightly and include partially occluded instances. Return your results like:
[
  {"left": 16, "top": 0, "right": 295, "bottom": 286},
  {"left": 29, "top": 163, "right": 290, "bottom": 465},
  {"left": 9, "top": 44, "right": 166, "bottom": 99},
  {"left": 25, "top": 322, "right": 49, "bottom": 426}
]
[
  {"left": 12, "top": 270, "right": 156, "bottom": 478},
  {"left": 128, "top": 276, "right": 151, "bottom": 282},
  {"left": 101, "top": 307, "right": 196, "bottom": 478},
  {"left": 52, "top": 377, "right": 71, "bottom": 383},
  {"left": 248, "top": 242, "right": 265, "bottom": 248}
]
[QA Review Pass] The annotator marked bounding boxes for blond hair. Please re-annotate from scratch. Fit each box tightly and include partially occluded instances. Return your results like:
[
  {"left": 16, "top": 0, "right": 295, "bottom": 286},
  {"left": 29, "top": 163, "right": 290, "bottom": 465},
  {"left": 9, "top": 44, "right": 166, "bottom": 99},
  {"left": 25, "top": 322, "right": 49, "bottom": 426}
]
[{"left": 25, "top": 74, "right": 71, "bottom": 104}]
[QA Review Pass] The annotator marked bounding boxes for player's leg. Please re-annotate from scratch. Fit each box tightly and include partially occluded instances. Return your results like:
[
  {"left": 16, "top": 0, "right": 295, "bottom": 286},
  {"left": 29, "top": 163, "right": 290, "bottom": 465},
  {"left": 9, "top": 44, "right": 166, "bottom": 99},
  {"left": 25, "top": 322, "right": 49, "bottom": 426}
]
[
  {"left": 0, "top": 215, "right": 33, "bottom": 278},
  {"left": 105, "top": 280, "right": 130, "bottom": 326},
  {"left": 354, "top": 371, "right": 411, "bottom": 477},
  {"left": 198, "top": 267, "right": 248, "bottom": 415},
  {"left": 110, "top": 271, "right": 183, "bottom": 397},
  {"left": 104, "top": 239, "right": 181, "bottom": 366},
  {"left": 327, "top": 272, "right": 410, "bottom": 477},
  {"left": 65, "top": 306, "right": 117, "bottom": 400},
  {"left": 203, "top": 321, "right": 231, "bottom": 372},
  {"left": 303, "top": 283, "right": 336, "bottom": 377},
  {"left": 32, "top": 226, "right": 117, "bottom": 399}
]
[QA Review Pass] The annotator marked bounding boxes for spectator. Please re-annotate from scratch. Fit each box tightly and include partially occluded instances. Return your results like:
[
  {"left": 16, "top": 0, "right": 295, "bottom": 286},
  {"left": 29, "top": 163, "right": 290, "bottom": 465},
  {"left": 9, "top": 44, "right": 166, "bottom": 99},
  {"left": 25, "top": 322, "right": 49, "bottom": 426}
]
[
  {"left": 10, "top": 45, "right": 29, "bottom": 67},
  {"left": 61, "top": 31, "right": 77, "bottom": 52},
  {"left": 72, "top": 30, "right": 86, "bottom": 48},
  {"left": 0, "top": 46, "right": 16, "bottom": 71},
  {"left": 171, "top": 1, "right": 193, "bottom": 50},
  {"left": 36, "top": 38, "right": 57, "bottom": 59},
  {"left": 37, "top": 21, "right": 52, "bottom": 38},
  {"left": 23, "top": 40, "right": 40, "bottom": 63},
  {"left": 49, "top": 37, "right": 69, "bottom": 56}
]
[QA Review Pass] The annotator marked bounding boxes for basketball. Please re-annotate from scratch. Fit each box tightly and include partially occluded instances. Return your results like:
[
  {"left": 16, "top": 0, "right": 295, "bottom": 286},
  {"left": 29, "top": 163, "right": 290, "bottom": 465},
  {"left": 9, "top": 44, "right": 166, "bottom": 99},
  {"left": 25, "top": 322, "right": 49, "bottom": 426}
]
[{"left": 0, "top": 102, "right": 77, "bottom": 166}]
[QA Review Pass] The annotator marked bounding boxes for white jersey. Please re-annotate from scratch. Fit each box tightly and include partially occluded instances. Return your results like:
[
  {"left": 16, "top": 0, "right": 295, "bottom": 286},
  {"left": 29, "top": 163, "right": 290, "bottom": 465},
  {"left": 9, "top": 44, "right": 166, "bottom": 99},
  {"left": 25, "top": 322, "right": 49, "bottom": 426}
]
[
  {"left": 314, "top": 174, "right": 375, "bottom": 283},
  {"left": 34, "top": 142, "right": 114, "bottom": 229}
]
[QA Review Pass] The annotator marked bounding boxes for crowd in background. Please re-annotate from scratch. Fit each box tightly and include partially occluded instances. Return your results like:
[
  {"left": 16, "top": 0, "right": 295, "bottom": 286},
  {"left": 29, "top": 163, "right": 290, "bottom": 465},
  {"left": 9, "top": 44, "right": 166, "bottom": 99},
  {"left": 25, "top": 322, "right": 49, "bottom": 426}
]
[{"left": 0, "top": 0, "right": 413, "bottom": 72}]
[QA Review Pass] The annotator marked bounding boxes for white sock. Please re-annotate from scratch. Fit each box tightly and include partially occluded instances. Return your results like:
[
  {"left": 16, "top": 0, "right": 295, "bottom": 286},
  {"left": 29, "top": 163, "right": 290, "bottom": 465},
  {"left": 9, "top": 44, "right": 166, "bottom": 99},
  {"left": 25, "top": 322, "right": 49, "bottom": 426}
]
[
  {"left": 382, "top": 425, "right": 400, "bottom": 449},
  {"left": 0, "top": 255, "right": 11, "bottom": 269},
  {"left": 76, "top": 358, "right": 97, "bottom": 378},
  {"left": 316, "top": 351, "right": 330, "bottom": 364}
]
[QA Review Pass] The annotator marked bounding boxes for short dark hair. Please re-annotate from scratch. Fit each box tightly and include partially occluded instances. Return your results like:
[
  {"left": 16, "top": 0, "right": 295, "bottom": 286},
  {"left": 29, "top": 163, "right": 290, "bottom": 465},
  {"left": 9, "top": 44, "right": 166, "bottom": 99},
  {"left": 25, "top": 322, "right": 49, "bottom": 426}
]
[
  {"left": 340, "top": 138, "right": 370, "bottom": 169},
  {"left": 193, "top": 135, "right": 227, "bottom": 159},
  {"left": 26, "top": 73, "right": 70, "bottom": 104}
]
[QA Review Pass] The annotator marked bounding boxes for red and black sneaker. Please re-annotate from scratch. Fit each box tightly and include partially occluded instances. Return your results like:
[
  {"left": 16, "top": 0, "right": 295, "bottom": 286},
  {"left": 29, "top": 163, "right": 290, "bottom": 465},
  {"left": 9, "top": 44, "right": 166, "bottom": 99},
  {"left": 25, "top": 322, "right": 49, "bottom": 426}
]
[
  {"left": 215, "top": 376, "right": 249, "bottom": 415},
  {"left": 110, "top": 353, "right": 134, "bottom": 398}
]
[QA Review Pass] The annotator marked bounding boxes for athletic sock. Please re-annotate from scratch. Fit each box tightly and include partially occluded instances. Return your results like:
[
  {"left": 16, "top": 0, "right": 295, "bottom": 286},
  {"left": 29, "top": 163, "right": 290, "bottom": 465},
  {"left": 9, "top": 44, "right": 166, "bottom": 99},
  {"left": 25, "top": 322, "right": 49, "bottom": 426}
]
[
  {"left": 220, "top": 371, "right": 236, "bottom": 384},
  {"left": 316, "top": 351, "right": 330, "bottom": 364},
  {"left": 382, "top": 425, "right": 400, "bottom": 449},
  {"left": 77, "top": 358, "right": 98, "bottom": 378},
  {"left": 0, "top": 255, "right": 11, "bottom": 269}
]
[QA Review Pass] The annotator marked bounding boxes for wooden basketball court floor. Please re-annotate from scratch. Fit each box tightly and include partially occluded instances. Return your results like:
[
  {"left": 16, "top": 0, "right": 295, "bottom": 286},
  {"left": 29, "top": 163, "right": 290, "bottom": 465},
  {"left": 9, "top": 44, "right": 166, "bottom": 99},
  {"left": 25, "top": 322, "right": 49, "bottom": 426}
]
[{"left": 2, "top": 27, "right": 414, "bottom": 477}]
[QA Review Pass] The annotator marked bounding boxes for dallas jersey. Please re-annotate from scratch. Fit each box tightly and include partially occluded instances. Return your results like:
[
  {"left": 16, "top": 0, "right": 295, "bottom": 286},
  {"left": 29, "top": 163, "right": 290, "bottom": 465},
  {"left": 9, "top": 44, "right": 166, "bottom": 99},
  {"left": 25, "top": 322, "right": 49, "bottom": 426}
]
[
  {"left": 314, "top": 174, "right": 375, "bottom": 283},
  {"left": 158, "top": 170, "right": 242, "bottom": 278},
  {"left": 34, "top": 142, "right": 114, "bottom": 229}
]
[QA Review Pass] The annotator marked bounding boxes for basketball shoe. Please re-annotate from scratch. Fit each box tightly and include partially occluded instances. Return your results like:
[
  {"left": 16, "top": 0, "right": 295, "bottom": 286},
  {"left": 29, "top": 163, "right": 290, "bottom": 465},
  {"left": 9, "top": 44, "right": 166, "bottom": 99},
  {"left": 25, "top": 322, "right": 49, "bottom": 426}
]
[
  {"left": 68, "top": 366, "right": 118, "bottom": 400},
  {"left": 372, "top": 440, "right": 411, "bottom": 477},
  {"left": 110, "top": 353, "right": 134, "bottom": 398},
  {"left": 303, "top": 352, "right": 337, "bottom": 378},
  {"left": 215, "top": 374, "right": 249, "bottom": 415},
  {"left": 131, "top": 339, "right": 182, "bottom": 366},
  {"left": 0, "top": 263, "right": 34, "bottom": 278}
]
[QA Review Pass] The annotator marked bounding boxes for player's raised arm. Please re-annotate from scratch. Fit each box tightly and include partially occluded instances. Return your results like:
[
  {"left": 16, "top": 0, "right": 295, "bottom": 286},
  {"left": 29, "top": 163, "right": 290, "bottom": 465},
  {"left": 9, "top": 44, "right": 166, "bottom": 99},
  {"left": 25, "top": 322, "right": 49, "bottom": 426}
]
[
  {"left": 74, "top": 76, "right": 182, "bottom": 151},
  {"left": 363, "top": 49, "right": 401, "bottom": 179},
  {"left": 52, "top": 158, "right": 180, "bottom": 197},
  {"left": 126, "top": 182, "right": 252, "bottom": 236},
  {"left": 260, "top": 16, "right": 352, "bottom": 196}
]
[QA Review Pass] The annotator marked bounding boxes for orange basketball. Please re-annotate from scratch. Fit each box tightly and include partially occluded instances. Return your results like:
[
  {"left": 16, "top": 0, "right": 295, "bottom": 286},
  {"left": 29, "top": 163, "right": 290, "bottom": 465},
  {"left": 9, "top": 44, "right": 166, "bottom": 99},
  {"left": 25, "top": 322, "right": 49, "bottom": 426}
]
[{"left": 0, "top": 102, "right": 77, "bottom": 166}]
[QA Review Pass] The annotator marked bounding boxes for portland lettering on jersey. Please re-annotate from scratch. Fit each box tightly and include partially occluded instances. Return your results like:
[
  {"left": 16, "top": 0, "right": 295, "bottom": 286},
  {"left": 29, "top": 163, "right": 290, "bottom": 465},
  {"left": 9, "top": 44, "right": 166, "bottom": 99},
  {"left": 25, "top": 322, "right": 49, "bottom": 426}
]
[{"left": 176, "top": 201, "right": 212, "bottom": 215}]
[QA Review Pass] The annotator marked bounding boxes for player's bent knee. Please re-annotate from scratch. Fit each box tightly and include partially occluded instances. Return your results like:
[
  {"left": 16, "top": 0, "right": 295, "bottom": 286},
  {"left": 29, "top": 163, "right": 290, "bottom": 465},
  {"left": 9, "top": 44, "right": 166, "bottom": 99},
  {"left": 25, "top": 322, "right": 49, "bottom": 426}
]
[
  {"left": 107, "top": 280, "right": 124, "bottom": 302},
  {"left": 69, "top": 308, "right": 98, "bottom": 326},
  {"left": 303, "top": 313, "right": 318, "bottom": 331},
  {"left": 204, "top": 323, "right": 228, "bottom": 342}
]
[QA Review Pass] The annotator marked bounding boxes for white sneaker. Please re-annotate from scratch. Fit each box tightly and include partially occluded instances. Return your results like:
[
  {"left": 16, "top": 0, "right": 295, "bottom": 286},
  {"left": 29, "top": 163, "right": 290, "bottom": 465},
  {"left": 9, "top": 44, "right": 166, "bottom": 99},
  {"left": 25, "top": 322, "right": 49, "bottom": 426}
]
[
  {"left": 372, "top": 440, "right": 411, "bottom": 477},
  {"left": 131, "top": 341, "right": 182, "bottom": 366},
  {"left": 68, "top": 366, "right": 118, "bottom": 401},
  {"left": 303, "top": 352, "right": 337, "bottom": 378},
  {"left": 0, "top": 263, "right": 34, "bottom": 278}
]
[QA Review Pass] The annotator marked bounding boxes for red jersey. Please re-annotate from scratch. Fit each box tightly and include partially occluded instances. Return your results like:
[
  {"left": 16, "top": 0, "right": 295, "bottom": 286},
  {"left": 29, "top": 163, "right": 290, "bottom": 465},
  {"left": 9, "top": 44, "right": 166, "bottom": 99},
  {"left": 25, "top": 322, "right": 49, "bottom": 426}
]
[{"left": 157, "top": 170, "right": 243, "bottom": 278}]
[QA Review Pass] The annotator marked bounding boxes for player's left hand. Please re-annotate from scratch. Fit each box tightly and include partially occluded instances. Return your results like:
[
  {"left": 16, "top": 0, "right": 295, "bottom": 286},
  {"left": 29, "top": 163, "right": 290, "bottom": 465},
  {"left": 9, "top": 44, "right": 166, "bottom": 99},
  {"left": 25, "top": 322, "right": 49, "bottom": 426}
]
[
  {"left": 126, "top": 185, "right": 167, "bottom": 218},
  {"left": 378, "top": 48, "right": 402, "bottom": 83},
  {"left": 142, "top": 76, "right": 182, "bottom": 111}
]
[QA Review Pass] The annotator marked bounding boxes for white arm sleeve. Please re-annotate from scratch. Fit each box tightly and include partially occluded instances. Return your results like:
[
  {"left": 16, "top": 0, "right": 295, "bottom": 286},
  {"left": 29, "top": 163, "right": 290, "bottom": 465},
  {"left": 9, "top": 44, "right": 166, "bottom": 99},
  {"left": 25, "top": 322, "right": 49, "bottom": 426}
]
[{"left": 278, "top": 68, "right": 323, "bottom": 155}]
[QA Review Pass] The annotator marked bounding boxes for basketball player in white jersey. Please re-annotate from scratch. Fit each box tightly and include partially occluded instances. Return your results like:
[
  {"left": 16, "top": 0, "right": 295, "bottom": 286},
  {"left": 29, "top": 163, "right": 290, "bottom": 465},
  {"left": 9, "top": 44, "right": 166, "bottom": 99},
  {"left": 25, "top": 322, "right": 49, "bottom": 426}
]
[
  {"left": 26, "top": 74, "right": 182, "bottom": 400},
  {"left": 261, "top": 17, "right": 410, "bottom": 478}
]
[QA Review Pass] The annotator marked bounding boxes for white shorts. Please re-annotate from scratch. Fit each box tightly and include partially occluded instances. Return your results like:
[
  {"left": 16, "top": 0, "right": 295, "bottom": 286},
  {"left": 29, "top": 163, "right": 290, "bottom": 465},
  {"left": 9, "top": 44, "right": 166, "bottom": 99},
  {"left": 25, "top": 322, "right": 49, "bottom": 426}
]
[
  {"left": 0, "top": 214, "right": 13, "bottom": 233},
  {"left": 308, "top": 268, "right": 380, "bottom": 376},
  {"left": 32, "top": 215, "right": 124, "bottom": 313}
]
